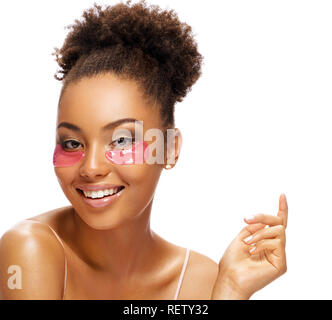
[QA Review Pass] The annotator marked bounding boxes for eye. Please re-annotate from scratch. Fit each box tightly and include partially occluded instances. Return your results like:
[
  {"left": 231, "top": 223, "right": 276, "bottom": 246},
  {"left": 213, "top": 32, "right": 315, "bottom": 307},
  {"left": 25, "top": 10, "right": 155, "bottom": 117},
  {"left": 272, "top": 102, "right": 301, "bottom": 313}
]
[
  {"left": 111, "top": 137, "right": 134, "bottom": 149},
  {"left": 61, "top": 140, "right": 82, "bottom": 151}
]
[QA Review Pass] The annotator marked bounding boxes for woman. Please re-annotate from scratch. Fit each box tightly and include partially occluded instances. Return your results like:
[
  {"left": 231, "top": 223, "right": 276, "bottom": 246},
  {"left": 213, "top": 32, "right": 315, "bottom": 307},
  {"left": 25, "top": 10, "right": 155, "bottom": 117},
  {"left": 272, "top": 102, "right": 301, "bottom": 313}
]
[{"left": 0, "top": 0, "right": 288, "bottom": 300}]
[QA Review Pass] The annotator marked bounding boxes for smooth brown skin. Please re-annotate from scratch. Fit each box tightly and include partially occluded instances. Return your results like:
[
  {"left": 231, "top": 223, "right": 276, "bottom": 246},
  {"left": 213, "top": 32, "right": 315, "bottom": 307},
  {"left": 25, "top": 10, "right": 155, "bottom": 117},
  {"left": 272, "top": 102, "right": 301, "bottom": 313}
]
[
  {"left": 0, "top": 73, "right": 218, "bottom": 299},
  {"left": 0, "top": 73, "right": 288, "bottom": 300}
]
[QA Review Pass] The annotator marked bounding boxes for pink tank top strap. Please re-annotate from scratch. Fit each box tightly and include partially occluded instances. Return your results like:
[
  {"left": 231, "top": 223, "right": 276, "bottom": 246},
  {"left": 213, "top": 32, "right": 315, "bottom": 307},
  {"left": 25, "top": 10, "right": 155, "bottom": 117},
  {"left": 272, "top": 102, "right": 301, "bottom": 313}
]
[
  {"left": 173, "top": 248, "right": 190, "bottom": 300},
  {"left": 30, "top": 220, "right": 67, "bottom": 300}
]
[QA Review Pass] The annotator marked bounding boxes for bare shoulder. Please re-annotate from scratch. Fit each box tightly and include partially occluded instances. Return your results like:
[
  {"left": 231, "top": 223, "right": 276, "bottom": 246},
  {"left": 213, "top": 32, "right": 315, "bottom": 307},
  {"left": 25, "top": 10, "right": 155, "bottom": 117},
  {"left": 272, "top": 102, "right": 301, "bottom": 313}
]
[
  {"left": 0, "top": 220, "right": 66, "bottom": 300},
  {"left": 181, "top": 249, "right": 219, "bottom": 299}
]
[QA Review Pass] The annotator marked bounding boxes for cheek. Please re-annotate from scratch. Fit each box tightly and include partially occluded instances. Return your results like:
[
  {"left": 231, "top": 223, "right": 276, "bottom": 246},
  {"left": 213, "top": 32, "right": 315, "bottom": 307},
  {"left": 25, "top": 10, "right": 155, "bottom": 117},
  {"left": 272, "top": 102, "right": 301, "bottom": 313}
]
[
  {"left": 116, "top": 163, "right": 162, "bottom": 216},
  {"left": 105, "top": 141, "right": 149, "bottom": 165},
  {"left": 53, "top": 144, "right": 85, "bottom": 167},
  {"left": 130, "top": 164, "right": 160, "bottom": 193},
  {"left": 118, "top": 162, "right": 162, "bottom": 192}
]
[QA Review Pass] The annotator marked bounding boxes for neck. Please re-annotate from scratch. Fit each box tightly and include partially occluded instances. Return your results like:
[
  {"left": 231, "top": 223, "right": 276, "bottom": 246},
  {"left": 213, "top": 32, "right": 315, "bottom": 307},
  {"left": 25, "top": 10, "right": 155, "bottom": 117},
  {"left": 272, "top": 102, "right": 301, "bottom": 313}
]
[{"left": 69, "top": 201, "right": 157, "bottom": 278}]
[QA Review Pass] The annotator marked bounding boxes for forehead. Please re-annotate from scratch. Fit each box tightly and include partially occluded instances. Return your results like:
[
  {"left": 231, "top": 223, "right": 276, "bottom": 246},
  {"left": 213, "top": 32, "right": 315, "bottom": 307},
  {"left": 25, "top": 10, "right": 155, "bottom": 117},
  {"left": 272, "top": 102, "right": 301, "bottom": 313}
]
[{"left": 57, "top": 73, "right": 162, "bottom": 130}]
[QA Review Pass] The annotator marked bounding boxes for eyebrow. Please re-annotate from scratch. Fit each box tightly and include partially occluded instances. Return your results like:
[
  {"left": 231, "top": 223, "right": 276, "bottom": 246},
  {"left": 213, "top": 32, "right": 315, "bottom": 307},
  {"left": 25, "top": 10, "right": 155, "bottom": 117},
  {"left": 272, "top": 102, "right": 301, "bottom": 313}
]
[{"left": 57, "top": 118, "right": 140, "bottom": 132}]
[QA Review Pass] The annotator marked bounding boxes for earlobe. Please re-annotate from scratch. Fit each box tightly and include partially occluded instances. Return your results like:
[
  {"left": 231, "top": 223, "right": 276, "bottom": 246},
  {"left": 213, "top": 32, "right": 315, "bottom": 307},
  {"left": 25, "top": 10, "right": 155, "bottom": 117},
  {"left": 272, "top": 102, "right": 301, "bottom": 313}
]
[
  {"left": 165, "top": 128, "right": 182, "bottom": 169},
  {"left": 174, "top": 128, "right": 183, "bottom": 162}
]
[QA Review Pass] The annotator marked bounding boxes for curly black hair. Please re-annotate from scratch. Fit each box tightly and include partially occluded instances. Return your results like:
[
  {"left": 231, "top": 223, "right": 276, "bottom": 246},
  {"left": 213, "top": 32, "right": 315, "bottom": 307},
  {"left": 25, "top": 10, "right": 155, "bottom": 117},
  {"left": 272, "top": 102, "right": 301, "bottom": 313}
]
[{"left": 52, "top": 0, "right": 203, "bottom": 127}]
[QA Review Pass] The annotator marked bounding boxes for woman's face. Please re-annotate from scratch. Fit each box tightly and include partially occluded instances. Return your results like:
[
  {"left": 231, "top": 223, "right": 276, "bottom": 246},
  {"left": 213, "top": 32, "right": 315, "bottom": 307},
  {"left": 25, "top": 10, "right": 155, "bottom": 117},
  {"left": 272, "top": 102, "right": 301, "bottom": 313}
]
[{"left": 54, "top": 73, "right": 175, "bottom": 230}]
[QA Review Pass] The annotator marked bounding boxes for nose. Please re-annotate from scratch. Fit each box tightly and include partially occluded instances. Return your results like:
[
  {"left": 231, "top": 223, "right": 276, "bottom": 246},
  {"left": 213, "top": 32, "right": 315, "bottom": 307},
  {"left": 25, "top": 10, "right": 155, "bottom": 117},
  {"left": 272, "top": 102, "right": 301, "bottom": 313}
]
[{"left": 79, "top": 142, "right": 111, "bottom": 179}]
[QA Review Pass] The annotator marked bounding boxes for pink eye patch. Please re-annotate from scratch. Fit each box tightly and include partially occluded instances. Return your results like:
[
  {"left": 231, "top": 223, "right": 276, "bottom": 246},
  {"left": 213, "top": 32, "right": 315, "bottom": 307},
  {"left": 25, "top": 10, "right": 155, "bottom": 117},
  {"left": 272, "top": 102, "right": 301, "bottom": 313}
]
[
  {"left": 53, "top": 141, "right": 149, "bottom": 167},
  {"left": 105, "top": 141, "right": 149, "bottom": 165},
  {"left": 53, "top": 144, "right": 85, "bottom": 167}
]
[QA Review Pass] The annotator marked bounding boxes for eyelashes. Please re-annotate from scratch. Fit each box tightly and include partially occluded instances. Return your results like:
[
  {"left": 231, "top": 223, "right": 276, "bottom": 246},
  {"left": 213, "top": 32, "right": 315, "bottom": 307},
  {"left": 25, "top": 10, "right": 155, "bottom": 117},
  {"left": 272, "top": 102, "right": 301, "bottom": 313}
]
[
  {"left": 61, "top": 140, "right": 81, "bottom": 151},
  {"left": 111, "top": 137, "right": 134, "bottom": 149},
  {"left": 60, "top": 137, "right": 135, "bottom": 151}
]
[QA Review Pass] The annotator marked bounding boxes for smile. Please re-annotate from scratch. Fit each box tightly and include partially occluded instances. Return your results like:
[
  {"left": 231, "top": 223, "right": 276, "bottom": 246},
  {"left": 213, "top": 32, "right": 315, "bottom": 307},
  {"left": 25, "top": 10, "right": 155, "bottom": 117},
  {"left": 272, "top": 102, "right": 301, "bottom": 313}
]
[{"left": 76, "top": 186, "right": 125, "bottom": 208}]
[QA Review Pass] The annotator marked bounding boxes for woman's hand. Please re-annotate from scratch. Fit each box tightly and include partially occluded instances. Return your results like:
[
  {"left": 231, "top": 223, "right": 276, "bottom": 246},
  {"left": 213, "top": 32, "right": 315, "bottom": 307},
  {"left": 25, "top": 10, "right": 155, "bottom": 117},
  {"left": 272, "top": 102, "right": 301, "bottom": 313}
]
[{"left": 211, "top": 193, "right": 288, "bottom": 299}]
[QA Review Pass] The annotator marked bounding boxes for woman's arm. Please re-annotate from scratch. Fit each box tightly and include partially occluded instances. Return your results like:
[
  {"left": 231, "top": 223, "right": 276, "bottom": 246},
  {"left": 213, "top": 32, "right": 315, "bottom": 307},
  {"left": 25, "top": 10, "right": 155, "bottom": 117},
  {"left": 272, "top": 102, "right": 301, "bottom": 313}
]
[{"left": 0, "top": 220, "right": 66, "bottom": 300}]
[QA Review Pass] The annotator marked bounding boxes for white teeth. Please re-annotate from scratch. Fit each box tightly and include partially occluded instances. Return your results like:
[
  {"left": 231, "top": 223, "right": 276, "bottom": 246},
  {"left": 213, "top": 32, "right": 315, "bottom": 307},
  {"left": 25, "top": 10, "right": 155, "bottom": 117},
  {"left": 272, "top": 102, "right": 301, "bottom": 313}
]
[{"left": 82, "top": 188, "right": 119, "bottom": 199}]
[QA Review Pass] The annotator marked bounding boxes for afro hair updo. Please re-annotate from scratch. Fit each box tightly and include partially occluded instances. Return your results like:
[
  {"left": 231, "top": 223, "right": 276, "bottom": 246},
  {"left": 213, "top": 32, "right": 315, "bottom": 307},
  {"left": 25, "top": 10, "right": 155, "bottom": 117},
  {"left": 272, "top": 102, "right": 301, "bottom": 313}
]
[{"left": 52, "top": 0, "right": 203, "bottom": 127}]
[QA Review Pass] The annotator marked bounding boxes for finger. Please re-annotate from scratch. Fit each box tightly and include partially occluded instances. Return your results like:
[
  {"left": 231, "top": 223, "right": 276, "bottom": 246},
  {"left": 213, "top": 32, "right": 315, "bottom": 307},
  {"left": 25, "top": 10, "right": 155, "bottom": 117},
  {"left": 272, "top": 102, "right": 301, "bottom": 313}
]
[
  {"left": 243, "top": 224, "right": 285, "bottom": 245},
  {"left": 244, "top": 213, "right": 283, "bottom": 226},
  {"left": 237, "top": 222, "right": 266, "bottom": 240},
  {"left": 248, "top": 238, "right": 284, "bottom": 256},
  {"left": 248, "top": 240, "right": 287, "bottom": 275},
  {"left": 277, "top": 193, "right": 288, "bottom": 228}
]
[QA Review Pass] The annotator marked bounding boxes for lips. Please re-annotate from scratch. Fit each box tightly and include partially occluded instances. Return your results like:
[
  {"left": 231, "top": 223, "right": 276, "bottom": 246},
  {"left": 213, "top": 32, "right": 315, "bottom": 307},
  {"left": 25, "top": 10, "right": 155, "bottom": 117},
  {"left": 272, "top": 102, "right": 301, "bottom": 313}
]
[
  {"left": 76, "top": 186, "right": 125, "bottom": 208},
  {"left": 76, "top": 184, "right": 125, "bottom": 191}
]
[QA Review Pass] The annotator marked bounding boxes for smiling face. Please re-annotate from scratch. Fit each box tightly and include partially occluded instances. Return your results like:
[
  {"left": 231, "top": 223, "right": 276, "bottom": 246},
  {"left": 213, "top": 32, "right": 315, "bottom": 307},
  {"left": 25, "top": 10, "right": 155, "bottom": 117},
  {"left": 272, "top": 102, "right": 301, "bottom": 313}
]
[{"left": 54, "top": 73, "right": 176, "bottom": 230}]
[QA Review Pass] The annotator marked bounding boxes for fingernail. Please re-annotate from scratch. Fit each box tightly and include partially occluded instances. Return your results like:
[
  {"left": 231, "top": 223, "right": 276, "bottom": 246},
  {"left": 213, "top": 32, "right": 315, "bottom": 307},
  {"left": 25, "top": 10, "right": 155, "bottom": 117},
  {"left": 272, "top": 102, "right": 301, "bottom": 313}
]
[
  {"left": 245, "top": 215, "right": 256, "bottom": 221},
  {"left": 283, "top": 193, "right": 287, "bottom": 203},
  {"left": 249, "top": 247, "right": 256, "bottom": 253},
  {"left": 244, "top": 235, "right": 253, "bottom": 243}
]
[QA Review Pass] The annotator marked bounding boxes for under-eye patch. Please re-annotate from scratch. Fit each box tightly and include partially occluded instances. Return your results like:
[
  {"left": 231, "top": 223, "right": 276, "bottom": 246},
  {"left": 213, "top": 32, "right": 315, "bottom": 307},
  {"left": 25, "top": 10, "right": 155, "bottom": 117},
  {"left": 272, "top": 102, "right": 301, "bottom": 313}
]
[
  {"left": 105, "top": 141, "right": 149, "bottom": 165},
  {"left": 53, "top": 141, "right": 149, "bottom": 167},
  {"left": 53, "top": 144, "right": 85, "bottom": 167}
]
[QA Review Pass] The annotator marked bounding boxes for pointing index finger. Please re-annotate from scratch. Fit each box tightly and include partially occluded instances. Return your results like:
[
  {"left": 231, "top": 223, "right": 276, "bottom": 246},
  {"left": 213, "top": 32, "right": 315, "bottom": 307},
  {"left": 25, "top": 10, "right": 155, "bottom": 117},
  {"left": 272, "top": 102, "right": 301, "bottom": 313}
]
[{"left": 277, "top": 193, "right": 288, "bottom": 228}]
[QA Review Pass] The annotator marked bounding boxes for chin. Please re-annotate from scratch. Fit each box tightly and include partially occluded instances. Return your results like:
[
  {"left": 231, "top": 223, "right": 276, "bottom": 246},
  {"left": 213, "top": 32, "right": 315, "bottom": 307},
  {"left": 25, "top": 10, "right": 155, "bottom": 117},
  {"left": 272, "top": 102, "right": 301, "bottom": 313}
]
[{"left": 73, "top": 206, "right": 134, "bottom": 231}]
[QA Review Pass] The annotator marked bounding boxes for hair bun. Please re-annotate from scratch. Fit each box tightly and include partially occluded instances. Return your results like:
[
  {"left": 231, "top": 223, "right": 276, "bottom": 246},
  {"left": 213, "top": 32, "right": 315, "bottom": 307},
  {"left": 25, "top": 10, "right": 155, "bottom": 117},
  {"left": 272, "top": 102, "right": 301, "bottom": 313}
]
[{"left": 53, "top": 0, "right": 203, "bottom": 125}]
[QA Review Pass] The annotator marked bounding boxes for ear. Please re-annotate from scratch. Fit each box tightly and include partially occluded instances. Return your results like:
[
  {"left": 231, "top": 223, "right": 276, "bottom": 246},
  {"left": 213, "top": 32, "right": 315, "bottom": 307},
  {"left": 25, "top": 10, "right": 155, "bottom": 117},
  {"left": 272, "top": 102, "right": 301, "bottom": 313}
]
[
  {"left": 164, "top": 128, "right": 182, "bottom": 169},
  {"left": 173, "top": 128, "right": 183, "bottom": 164}
]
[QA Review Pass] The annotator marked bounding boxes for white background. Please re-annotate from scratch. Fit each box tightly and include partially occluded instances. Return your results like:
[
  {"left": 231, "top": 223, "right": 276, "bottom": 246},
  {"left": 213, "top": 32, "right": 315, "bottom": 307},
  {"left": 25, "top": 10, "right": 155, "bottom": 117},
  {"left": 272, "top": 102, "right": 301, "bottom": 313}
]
[{"left": 0, "top": 0, "right": 331, "bottom": 299}]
